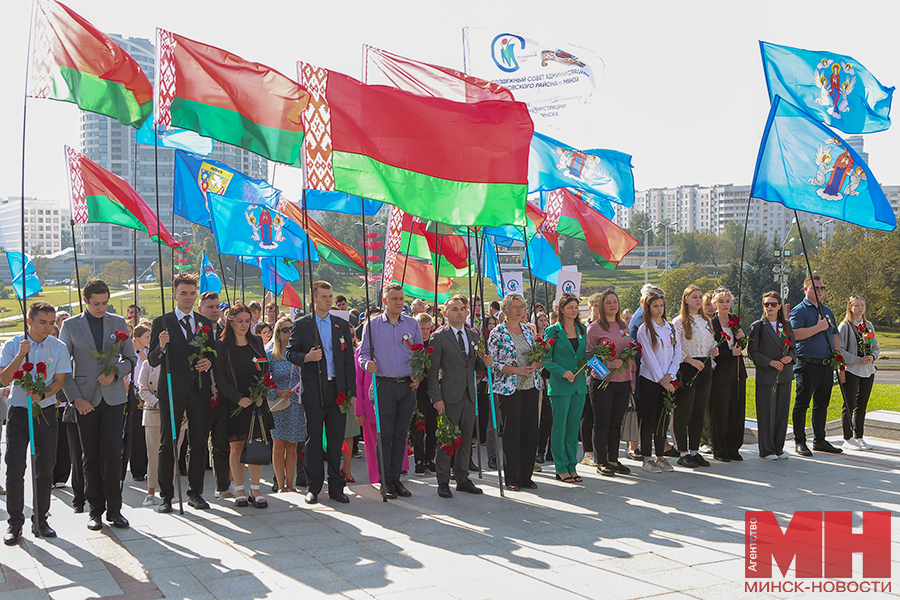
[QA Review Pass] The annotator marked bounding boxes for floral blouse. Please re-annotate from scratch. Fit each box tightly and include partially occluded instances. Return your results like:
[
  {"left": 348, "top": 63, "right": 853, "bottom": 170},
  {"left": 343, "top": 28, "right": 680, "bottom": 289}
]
[
  {"left": 266, "top": 348, "right": 300, "bottom": 406},
  {"left": 488, "top": 321, "right": 543, "bottom": 396}
]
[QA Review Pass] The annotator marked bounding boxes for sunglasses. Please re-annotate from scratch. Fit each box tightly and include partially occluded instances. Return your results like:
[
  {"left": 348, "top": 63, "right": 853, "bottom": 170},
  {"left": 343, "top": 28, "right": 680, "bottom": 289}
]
[
  {"left": 763, "top": 302, "right": 780, "bottom": 308},
  {"left": 280, "top": 327, "right": 292, "bottom": 334}
]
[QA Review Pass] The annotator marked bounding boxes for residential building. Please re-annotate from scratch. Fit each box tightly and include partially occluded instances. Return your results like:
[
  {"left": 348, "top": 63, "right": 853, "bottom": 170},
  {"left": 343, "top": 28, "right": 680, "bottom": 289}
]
[{"left": 0, "top": 197, "right": 63, "bottom": 256}]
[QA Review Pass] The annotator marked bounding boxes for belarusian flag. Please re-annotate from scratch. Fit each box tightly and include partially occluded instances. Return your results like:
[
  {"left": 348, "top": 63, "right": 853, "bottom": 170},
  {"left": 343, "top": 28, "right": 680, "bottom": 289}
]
[
  {"left": 543, "top": 189, "right": 638, "bottom": 269},
  {"left": 397, "top": 215, "right": 469, "bottom": 277},
  {"left": 382, "top": 206, "right": 455, "bottom": 301},
  {"left": 298, "top": 62, "right": 532, "bottom": 228},
  {"left": 281, "top": 282, "right": 304, "bottom": 310},
  {"left": 278, "top": 198, "right": 366, "bottom": 272},
  {"left": 28, "top": 0, "right": 153, "bottom": 127},
  {"left": 156, "top": 30, "right": 309, "bottom": 164},
  {"left": 65, "top": 146, "right": 184, "bottom": 251}
]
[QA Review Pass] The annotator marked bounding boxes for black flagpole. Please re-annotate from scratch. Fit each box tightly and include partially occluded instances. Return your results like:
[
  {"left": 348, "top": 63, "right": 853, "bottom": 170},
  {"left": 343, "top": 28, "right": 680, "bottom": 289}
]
[
  {"left": 300, "top": 189, "right": 325, "bottom": 412},
  {"left": 433, "top": 233, "right": 444, "bottom": 321},
  {"left": 399, "top": 213, "right": 415, "bottom": 287},
  {"left": 470, "top": 228, "right": 482, "bottom": 478},
  {"left": 70, "top": 219, "right": 84, "bottom": 313},
  {"left": 478, "top": 231, "right": 503, "bottom": 496}
]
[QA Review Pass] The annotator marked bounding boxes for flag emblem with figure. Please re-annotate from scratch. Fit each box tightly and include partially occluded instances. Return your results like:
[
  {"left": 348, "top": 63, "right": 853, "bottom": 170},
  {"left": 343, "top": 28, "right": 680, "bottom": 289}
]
[
  {"left": 208, "top": 193, "right": 316, "bottom": 262},
  {"left": 245, "top": 205, "right": 285, "bottom": 250}
]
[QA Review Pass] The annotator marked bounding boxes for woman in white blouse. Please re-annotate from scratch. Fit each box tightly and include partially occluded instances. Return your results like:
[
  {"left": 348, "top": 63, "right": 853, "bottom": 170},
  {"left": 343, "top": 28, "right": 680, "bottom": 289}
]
[
  {"left": 635, "top": 291, "right": 680, "bottom": 473},
  {"left": 838, "top": 295, "right": 880, "bottom": 451},
  {"left": 671, "top": 285, "right": 719, "bottom": 469}
]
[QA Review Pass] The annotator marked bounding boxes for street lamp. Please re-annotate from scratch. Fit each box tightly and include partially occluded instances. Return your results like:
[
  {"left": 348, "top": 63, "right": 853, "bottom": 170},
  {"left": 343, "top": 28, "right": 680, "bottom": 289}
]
[
  {"left": 812, "top": 218, "right": 834, "bottom": 246},
  {"left": 637, "top": 226, "right": 653, "bottom": 283},
  {"left": 661, "top": 221, "right": 678, "bottom": 274}
]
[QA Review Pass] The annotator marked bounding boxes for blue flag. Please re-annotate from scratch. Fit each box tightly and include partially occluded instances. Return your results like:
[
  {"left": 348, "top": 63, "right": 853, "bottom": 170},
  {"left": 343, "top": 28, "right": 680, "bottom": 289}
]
[
  {"left": 208, "top": 193, "right": 319, "bottom": 261},
  {"left": 305, "top": 190, "right": 383, "bottom": 216},
  {"left": 528, "top": 131, "right": 635, "bottom": 207},
  {"left": 751, "top": 97, "right": 896, "bottom": 232},
  {"left": 760, "top": 41, "right": 894, "bottom": 134},
  {"left": 237, "top": 256, "right": 300, "bottom": 296},
  {"left": 527, "top": 233, "right": 561, "bottom": 285},
  {"left": 481, "top": 235, "right": 504, "bottom": 296},
  {"left": 199, "top": 251, "right": 222, "bottom": 294},
  {"left": 7, "top": 252, "right": 41, "bottom": 300},
  {"left": 137, "top": 120, "right": 213, "bottom": 156},
  {"left": 175, "top": 151, "right": 279, "bottom": 229}
]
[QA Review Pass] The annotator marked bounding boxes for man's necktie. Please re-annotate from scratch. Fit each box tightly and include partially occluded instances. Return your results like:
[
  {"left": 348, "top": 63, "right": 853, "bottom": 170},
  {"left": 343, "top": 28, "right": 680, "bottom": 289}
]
[
  {"left": 458, "top": 330, "right": 467, "bottom": 355},
  {"left": 181, "top": 315, "right": 194, "bottom": 341}
]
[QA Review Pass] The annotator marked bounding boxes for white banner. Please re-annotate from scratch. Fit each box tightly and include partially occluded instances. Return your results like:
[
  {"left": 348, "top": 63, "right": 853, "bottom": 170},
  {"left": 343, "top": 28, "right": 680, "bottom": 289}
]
[
  {"left": 555, "top": 269, "right": 582, "bottom": 304},
  {"left": 463, "top": 27, "right": 602, "bottom": 131},
  {"left": 503, "top": 272, "right": 524, "bottom": 297}
]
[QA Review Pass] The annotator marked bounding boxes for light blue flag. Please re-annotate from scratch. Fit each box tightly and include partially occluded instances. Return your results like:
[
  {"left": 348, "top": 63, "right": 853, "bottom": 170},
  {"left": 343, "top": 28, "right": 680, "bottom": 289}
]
[
  {"left": 527, "top": 233, "right": 561, "bottom": 285},
  {"left": 481, "top": 235, "right": 504, "bottom": 296},
  {"left": 199, "top": 251, "right": 222, "bottom": 294},
  {"left": 7, "top": 252, "right": 42, "bottom": 300},
  {"left": 528, "top": 131, "right": 635, "bottom": 207},
  {"left": 760, "top": 41, "right": 894, "bottom": 134},
  {"left": 208, "top": 193, "right": 320, "bottom": 261},
  {"left": 237, "top": 256, "right": 300, "bottom": 296},
  {"left": 305, "top": 190, "right": 383, "bottom": 216},
  {"left": 751, "top": 96, "right": 896, "bottom": 232},
  {"left": 175, "top": 151, "right": 280, "bottom": 229},
  {"left": 137, "top": 120, "right": 213, "bottom": 156}
]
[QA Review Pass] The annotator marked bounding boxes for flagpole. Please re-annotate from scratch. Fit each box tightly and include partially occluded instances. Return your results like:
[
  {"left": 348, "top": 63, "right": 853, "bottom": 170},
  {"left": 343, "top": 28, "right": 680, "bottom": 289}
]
[
  {"left": 736, "top": 194, "right": 753, "bottom": 380},
  {"left": 476, "top": 231, "right": 503, "bottom": 497},
  {"left": 300, "top": 189, "right": 326, "bottom": 411},
  {"left": 132, "top": 139, "right": 139, "bottom": 326},
  {"left": 433, "top": 233, "right": 444, "bottom": 321},
  {"left": 522, "top": 227, "right": 537, "bottom": 313},
  {"left": 70, "top": 219, "right": 84, "bottom": 313},
  {"left": 241, "top": 259, "right": 245, "bottom": 304},
  {"left": 154, "top": 130, "right": 184, "bottom": 515},
  {"left": 361, "top": 196, "right": 387, "bottom": 502},
  {"left": 399, "top": 214, "right": 414, "bottom": 287},
  {"left": 470, "top": 228, "right": 482, "bottom": 478}
]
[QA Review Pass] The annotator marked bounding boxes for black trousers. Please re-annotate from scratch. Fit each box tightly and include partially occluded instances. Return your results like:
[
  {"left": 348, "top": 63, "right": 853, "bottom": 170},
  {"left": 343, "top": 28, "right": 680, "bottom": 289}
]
[
  {"left": 127, "top": 389, "right": 148, "bottom": 479},
  {"left": 208, "top": 406, "right": 231, "bottom": 492},
  {"left": 842, "top": 371, "right": 875, "bottom": 439},
  {"left": 792, "top": 361, "right": 833, "bottom": 443},
  {"left": 375, "top": 378, "right": 417, "bottom": 484},
  {"left": 411, "top": 388, "right": 437, "bottom": 465},
  {"left": 590, "top": 379, "right": 630, "bottom": 466},
  {"left": 302, "top": 379, "right": 347, "bottom": 496},
  {"left": 158, "top": 394, "right": 210, "bottom": 500},
  {"left": 709, "top": 356, "right": 745, "bottom": 457},
  {"left": 636, "top": 377, "right": 666, "bottom": 458},
  {"left": 6, "top": 406, "right": 57, "bottom": 528},
  {"left": 580, "top": 395, "right": 594, "bottom": 453},
  {"left": 673, "top": 360, "right": 713, "bottom": 452},
  {"left": 498, "top": 388, "right": 539, "bottom": 487},
  {"left": 537, "top": 389, "right": 553, "bottom": 456},
  {"left": 53, "top": 406, "right": 70, "bottom": 485},
  {"left": 76, "top": 400, "right": 125, "bottom": 519},
  {"left": 477, "top": 380, "right": 491, "bottom": 442},
  {"left": 66, "top": 421, "right": 85, "bottom": 508}
]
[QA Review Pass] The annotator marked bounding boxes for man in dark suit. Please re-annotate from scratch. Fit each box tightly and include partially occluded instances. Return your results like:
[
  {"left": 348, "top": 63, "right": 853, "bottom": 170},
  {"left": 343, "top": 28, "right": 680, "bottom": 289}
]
[
  {"left": 286, "top": 280, "right": 356, "bottom": 505},
  {"left": 59, "top": 279, "right": 136, "bottom": 530},
  {"left": 428, "top": 296, "right": 492, "bottom": 498},
  {"left": 147, "top": 273, "right": 216, "bottom": 513}
]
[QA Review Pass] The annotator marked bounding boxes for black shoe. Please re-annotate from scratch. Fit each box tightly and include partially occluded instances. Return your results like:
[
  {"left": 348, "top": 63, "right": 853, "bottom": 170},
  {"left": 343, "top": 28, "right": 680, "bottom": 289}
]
[
  {"left": 795, "top": 442, "right": 813, "bottom": 457},
  {"left": 456, "top": 480, "right": 483, "bottom": 494},
  {"left": 677, "top": 455, "right": 698, "bottom": 468},
  {"left": 109, "top": 514, "right": 129, "bottom": 529},
  {"left": 133, "top": 474, "right": 147, "bottom": 482},
  {"left": 597, "top": 464, "right": 617, "bottom": 477},
  {"left": 813, "top": 440, "right": 843, "bottom": 454},
  {"left": 609, "top": 462, "right": 631, "bottom": 475},
  {"left": 663, "top": 448, "right": 681, "bottom": 458},
  {"left": 729, "top": 452, "right": 744, "bottom": 462},
  {"left": 329, "top": 492, "right": 350, "bottom": 504},
  {"left": 487, "top": 457, "right": 497, "bottom": 470},
  {"left": 32, "top": 521, "right": 56, "bottom": 538},
  {"left": 391, "top": 481, "right": 412, "bottom": 497},
  {"left": 304, "top": 492, "right": 318, "bottom": 505},
  {"left": 468, "top": 458, "right": 479, "bottom": 472},
  {"left": 693, "top": 454, "right": 711, "bottom": 467},
  {"left": 535, "top": 453, "right": 545, "bottom": 464},
  {"left": 626, "top": 450, "right": 643, "bottom": 461},
  {"left": 87, "top": 516, "right": 103, "bottom": 531},
  {"left": 272, "top": 482, "right": 279, "bottom": 493},
  {"left": 4, "top": 525, "right": 22, "bottom": 545},
  {"left": 187, "top": 494, "right": 210, "bottom": 510},
  {"left": 73, "top": 504, "right": 84, "bottom": 514},
  {"left": 383, "top": 484, "right": 397, "bottom": 500},
  {"left": 713, "top": 453, "right": 731, "bottom": 463},
  {"left": 156, "top": 498, "right": 173, "bottom": 513},
  {"left": 437, "top": 483, "right": 453, "bottom": 498}
]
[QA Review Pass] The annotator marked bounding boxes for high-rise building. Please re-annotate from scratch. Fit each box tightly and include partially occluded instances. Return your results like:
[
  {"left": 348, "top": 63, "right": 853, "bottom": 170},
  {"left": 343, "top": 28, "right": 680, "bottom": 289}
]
[
  {"left": 0, "top": 197, "right": 63, "bottom": 256},
  {"left": 77, "top": 35, "right": 268, "bottom": 272}
]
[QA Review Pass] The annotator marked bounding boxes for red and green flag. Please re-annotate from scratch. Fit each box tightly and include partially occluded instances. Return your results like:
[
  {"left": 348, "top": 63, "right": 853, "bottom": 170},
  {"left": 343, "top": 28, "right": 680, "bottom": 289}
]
[
  {"left": 298, "top": 62, "right": 532, "bottom": 228},
  {"left": 382, "top": 206, "right": 455, "bottom": 302},
  {"left": 281, "top": 282, "right": 304, "bottom": 310},
  {"left": 543, "top": 189, "right": 638, "bottom": 269},
  {"left": 278, "top": 199, "right": 366, "bottom": 272},
  {"left": 28, "top": 0, "right": 153, "bottom": 127},
  {"left": 65, "top": 146, "right": 184, "bottom": 251},
  {"left": 156, "top": 30, "right": 309, "bottom": 164},
  {"left": 397, "top": 216, "right": 470, "bottom": 277}
]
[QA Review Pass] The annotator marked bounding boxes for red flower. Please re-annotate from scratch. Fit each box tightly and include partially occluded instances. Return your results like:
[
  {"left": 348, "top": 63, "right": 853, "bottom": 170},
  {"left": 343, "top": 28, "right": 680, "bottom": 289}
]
[
  {"left": 22, "top": 362, "right": 34, "bottom": 372},
  {"left": 210, "top": 394, "right": 219, "bottom": 408},
  {"left": 407, "top": 445, "right": 415, "bottom": 456},
  {"left": 728, "top": 317, "right": 739, "bottom": 328},
  {"left": 409, "top": 343, "right": 424, "bottom": 352},
  {"left": 115, "top": 330, "right": 129, "bottom": 342},
  {"left": 671, "top": 380, "right": 682, "bottom": 388},
  {"left": 336, "top": 393, "right": 346, "bottom": 406},
  {"left": 201, "top": 325, "right": 212, "bottom": 334},
  {"left": 35, "top": 362, "right": 47, "bottom": 376},
  {"left": 453, "top": 437, "right": 463, "bottom": 449},
  {"left": 535, "top": 337, "right": 544, "bottom": 345},
  {"left": 425, "top": 346, "right": 434, "bottom": 354},
  {"left": 609, "top": 348, "right": 617, "bottom": 358},
  {"left": 547, "top": 338, "right": 555, "bottom": 346},
  {"left": 12, "top": 370, "right": 24, "bottom": 380}
]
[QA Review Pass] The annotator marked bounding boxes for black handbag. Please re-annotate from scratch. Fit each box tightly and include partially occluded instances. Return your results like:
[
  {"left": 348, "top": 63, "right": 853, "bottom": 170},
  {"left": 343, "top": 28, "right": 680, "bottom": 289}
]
[{"left": 240, "top": 408, "right": 272, "bottom": 465}]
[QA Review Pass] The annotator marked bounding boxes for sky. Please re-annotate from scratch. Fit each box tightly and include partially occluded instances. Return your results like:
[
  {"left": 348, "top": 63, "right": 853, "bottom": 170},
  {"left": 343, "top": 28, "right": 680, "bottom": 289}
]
[{"left": 2, "top": 0, "right": 900, "bottom": 207}]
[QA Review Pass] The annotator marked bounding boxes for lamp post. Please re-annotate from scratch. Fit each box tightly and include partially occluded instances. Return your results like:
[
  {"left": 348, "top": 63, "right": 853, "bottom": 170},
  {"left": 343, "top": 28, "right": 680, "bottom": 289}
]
[
  {"left": 661, "top": 221, "right": 678, "bottom": 274},
  {"left": 638, "top": 226, "right": 653, "bottom": 283},
  {"left": 812, "top": 218, "right": 834, "bottom": 246},
  {"left": 772, "top": 218, "right": 797, "bottom": 313}
]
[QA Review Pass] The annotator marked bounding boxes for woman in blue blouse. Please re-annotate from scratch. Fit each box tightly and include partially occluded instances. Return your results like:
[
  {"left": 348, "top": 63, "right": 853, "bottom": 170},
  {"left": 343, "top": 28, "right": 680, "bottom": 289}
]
[{"left": 267, "top": 316, "right": 305, "bottom": 493}]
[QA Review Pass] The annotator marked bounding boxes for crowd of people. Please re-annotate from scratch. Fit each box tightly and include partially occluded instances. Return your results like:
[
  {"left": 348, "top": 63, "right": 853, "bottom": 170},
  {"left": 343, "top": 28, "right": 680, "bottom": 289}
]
[{"left": 0, "top": 272, "right": 881, "bottom": 544}]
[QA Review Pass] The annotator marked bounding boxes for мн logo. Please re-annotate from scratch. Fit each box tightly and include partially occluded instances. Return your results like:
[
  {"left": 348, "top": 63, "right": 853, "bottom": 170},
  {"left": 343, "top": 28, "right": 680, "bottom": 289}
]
[{"left": 491, "top": 33, "right": 525, "bottom": 73}]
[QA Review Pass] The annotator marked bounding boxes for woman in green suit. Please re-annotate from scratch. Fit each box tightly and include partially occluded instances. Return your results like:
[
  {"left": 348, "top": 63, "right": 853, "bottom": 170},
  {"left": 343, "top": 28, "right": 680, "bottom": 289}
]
[{"left": 543, "top": 294, "right": 588, "bottom": 483}]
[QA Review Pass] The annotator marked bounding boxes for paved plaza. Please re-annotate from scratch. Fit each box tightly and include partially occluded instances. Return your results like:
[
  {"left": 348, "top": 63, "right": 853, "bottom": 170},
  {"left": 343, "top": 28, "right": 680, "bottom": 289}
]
[{"left": 0, "top": 429, "right": 898, "bottom": 600}]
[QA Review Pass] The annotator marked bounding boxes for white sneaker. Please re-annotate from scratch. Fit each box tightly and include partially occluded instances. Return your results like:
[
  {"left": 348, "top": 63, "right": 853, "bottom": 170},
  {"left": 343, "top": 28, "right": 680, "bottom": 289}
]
[
  {"left": 858, "top": 438, "right": 873, "bottom": 450},
  {"left": 642, "top": 459, "right": 662, "bottom": 473},
  {"left": 698, "top": 444, "right": 713, "bottom": 455},
  {"left": 656, "top": 457, "right": 675, "bottom": 472},
  {"left": 777, "top": 453, "right": 789, "bottom": 460},
  {"left": 842, "top": 438, "right": 861, "bottom": 451},
  {"left": 142, "top": 494, "right": 156, "bottom": 507},
  {"left": 762, "top": 454, "right": 778, "bottom": 461}
]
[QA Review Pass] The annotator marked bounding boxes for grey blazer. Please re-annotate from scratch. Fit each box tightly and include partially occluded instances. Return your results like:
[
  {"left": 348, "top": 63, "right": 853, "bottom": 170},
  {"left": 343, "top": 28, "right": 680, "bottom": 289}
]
[
  {"left": 427, "top": 326, "right": 485, "bottom": 406},
  {"left": 748, "top": 318, "right": 797, "bottom": 387},
  {"left": 60, "top": 312, "right": 136, "bottom": 407}
]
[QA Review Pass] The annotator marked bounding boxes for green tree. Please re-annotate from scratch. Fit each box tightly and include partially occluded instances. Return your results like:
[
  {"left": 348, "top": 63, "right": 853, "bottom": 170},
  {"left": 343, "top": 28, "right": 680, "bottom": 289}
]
[
  {"left": 628, "top": 212, "right": 654, "bottom": 246},
  {"left": 72, "top": 264, "right": 96, "bottom": 288},
  {"left": 658, "top": 264, "right": 709, "bottom": 303},
  {"left": 60, "top": 224, "right": 74, "bottom": 250},
  {"left": 31, "top": 256, "right": 51, "bottom": 281},
  {"left": 101, "top": 260, "right": 133, "bottom": 287}
]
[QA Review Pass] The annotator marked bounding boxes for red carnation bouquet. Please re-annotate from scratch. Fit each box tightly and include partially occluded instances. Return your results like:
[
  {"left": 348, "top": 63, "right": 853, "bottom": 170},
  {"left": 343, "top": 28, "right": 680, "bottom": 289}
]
[
  {"left": 411, "top": 407, "right": 426, "bottom": 433},
  {"left": 856, "top": 322, "right": 877, "bottom": 356},
  {"left": 436, "top": 414, "right": 464, "bottom": 457},
  {"left": 659, "top": 380, "right": 681, "bottom": 436},
  {"left": 725, "top": 316, "right": 748, "bottom": 350},
  {"left": 12, "top": 361, "right": 51, "bottom": 424},
  {"left": 188, "top": 323, "right": 219, "bottom": 389},
  {"left": 525, "top": 335, "right": 555, "bottom": 365},
  {"left": 336, "top": 392, "right": 355, "bottom": 415},
  {"left": 405, "top": 339, "right": 434, "bottom": 382},
  {"left": 231, "top": 371, "right": 278, "bottom": 417},
  {"left": 89, "top": 330, "right": 130, "bottom": 404},
  {"left": 575, "top": 338, "right": 617, "bottom": 385},
  {"left": 830, "top": 350, "right": 846, "bottom": 383}
]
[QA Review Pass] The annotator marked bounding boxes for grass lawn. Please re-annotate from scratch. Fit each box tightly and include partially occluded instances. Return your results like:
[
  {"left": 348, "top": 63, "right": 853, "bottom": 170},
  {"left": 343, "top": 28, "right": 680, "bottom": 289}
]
[
  {"left": 875, "top": 330, "right": 900, "bottom": 352},
  {"left": 743, "top": 377, "right": 900, "bottom": 427}
]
